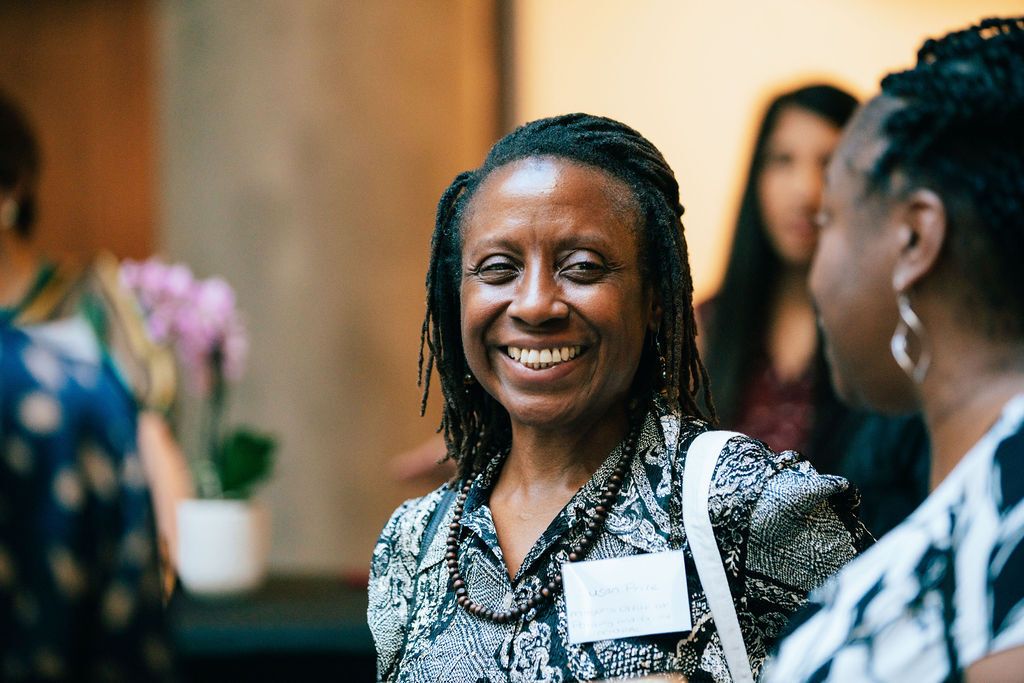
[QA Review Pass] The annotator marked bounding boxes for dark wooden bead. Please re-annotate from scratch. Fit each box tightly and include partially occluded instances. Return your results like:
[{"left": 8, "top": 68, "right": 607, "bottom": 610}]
[
  {"left": 568, "top": 552, "right": 579, "bottom": 562},
  {"left": 445, "top": 551, "right": 456, "bottom": 560},
  {"left": 547, "top": 581, "right": 557, "bottom": 592},
  {"left": 595, "top": 505, "right": 606, "bottom": 515},
  {"left": 452, "top": 579, "right": 465, "bottom": 590},
  {"left": 455, "top": 587, "right": 466, "bottom": 597},
  {"left": 540, "top": 587, "right": 551, "bottom": 598}
]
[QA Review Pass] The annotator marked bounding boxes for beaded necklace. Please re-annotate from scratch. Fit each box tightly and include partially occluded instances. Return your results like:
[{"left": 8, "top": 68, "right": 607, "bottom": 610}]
[{"left": 446, "top": 425, "right": 639, "bottom": 623}]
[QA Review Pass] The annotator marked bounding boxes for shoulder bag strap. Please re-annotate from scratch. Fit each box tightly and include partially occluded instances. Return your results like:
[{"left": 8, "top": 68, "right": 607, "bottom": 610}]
[{"left": 682, "top": 430, "right": 755, "bottom": 683}]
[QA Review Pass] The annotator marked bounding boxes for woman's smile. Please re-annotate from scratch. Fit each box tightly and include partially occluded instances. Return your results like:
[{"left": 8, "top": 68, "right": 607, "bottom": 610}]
[
  {"left": 492, "top": 343, "right": 590, "bottom": 386},
  {"left": 504, "top": 344, "right": 584, "bottom": 369}
]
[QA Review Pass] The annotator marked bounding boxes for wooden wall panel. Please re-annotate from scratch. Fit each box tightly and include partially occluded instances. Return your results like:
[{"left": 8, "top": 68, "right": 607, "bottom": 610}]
[
  {"left": 0, "top": 0, "right": 155, "bottom": 260},
  {"left": 158, "top": 0, "right": 501, "bottom": 573}
]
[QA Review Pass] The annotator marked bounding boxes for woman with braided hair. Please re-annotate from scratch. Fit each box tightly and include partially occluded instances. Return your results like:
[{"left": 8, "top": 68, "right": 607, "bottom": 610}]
[
  {"left": 762, "top": 17, "right": 1024, "bottom": 683},
  {"left": 368, "top": 113, "right": 869, "bottom": 681}
]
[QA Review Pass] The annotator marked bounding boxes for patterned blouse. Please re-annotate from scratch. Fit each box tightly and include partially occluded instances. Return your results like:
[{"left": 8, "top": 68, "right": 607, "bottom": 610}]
[
  {"left": 369, "top": 402, "right": 870, "bottom": 682},
  {"left": 761, "top": 394, "right": 1024, "bottom": 682},
  {"left": 0, "top": 326, "right": 172, "bottom": 680}
]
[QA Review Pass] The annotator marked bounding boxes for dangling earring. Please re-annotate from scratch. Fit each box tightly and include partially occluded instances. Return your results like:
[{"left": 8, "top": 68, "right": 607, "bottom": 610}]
[
  {"left": 652, "top": 328, "right": 668, "bottom": 385},
  {"left": 0, "top": 198, "right": 18, "bottom": 231},
  {"left": 890, "top": 291, "right": 931, "bottom": 384},
  {"left": 463, "top": 372, "right": 475, "bottom": 396}
]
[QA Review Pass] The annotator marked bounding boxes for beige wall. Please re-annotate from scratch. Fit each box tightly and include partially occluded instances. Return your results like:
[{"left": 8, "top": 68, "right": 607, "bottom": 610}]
[
  {"left": 511, "top": 0, "right": 1024, "bottom": 302},
  {"left": 157, "top": 0, "right": 499, "bottom": 573}
]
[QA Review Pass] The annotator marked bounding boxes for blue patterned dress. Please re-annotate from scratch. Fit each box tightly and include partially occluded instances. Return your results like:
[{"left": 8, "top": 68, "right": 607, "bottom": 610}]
[{"left": 0, "top": 325, "right": 172, "bottom": 680}]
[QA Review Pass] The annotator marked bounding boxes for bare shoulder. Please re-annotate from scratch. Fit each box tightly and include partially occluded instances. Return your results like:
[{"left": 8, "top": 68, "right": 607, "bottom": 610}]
[{"left": 967, "top": 645, "right": 1024, "bottom": 683}]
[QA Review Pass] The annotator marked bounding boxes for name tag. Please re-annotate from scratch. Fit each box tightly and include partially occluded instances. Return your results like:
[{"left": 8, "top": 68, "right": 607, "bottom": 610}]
[{"left": 562, "top": 550, "right": 692, "bottom": 644}]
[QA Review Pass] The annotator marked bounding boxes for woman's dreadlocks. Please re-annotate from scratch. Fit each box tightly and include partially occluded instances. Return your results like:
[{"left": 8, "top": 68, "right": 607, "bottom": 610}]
[{"left": 418, "top": 113, "right": 715, "bottom": 478}]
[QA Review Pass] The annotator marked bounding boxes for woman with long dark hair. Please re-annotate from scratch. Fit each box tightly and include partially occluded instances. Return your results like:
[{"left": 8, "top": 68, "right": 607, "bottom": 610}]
[
  {"left": 704, "top": 84, "right": 857, "bottom": 467},
  {"left": 703, "top": 84, "right": 929, "bottom": 536}
]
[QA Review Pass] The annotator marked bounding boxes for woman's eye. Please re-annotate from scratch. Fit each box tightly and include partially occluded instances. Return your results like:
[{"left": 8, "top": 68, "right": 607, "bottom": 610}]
[
  {"left": 477, "top": 258, "right": 518, "bottom": 281},
  {"left": 561, "top": 256, "right": 606, "bottom": 280},
  {"left": 765, "top": 151, "right": 793, "bottom": 167}
]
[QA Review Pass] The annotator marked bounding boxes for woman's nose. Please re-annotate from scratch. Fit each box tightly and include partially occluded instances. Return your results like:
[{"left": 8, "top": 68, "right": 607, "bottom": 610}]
[
  {"left": 793, "top": 162, "right": 825, "bottom": 206},
  {"left": 507, "top": 265, "right": 569, "bottom": 326}
]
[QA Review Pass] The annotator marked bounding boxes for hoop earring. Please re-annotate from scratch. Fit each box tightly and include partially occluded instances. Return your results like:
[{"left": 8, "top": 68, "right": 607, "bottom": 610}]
[
  {"left": 890, "top": 292, "right": 931, "bottom": 384},
  {"left": 0, "top": 198, "right": 17, "bottom": 231}
]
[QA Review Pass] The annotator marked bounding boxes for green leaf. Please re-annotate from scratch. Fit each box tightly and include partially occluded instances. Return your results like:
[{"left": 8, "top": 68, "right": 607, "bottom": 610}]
[{"left": 216, "top": 428, "right": 277, "bottom": 498}]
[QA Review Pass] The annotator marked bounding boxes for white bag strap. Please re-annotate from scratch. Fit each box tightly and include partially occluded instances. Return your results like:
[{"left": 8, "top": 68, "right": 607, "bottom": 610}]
[{"left": 682, "top": 430, "right": 754, "bottom": 683}]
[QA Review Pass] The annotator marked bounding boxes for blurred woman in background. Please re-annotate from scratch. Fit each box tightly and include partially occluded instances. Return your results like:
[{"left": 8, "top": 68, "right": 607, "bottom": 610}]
[
  {"left": 703, "top": 84, "right": 857, "bottom": 463},
  {"left": 702, "top": 84, "right": 929, "bottom": 537}
]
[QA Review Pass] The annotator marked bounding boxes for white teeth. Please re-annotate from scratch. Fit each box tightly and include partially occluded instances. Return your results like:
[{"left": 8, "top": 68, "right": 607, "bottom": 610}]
[{"left": 507, "top": 345, "right": 583, "bottom": 369}]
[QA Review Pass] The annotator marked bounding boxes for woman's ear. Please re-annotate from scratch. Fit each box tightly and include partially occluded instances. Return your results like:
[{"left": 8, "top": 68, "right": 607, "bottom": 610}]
[{"left": 892, "top": 188, "right": 947, "bottom": 292}]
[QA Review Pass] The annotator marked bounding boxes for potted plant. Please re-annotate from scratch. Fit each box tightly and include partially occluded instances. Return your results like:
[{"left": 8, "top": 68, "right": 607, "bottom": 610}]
[{"left": 122, "top": 259, "right": 276, "bottom": 596}]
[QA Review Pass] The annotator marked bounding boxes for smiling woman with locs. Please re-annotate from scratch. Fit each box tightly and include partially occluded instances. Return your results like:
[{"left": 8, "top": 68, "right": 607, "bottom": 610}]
[{"left": 368, "top": 113, "right": 870, "bottom": 682}]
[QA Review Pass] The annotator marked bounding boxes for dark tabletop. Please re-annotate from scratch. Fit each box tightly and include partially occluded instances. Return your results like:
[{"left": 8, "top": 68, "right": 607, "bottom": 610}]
[{"left": 169, "top": 574, "right": 375, "bottom": 681}]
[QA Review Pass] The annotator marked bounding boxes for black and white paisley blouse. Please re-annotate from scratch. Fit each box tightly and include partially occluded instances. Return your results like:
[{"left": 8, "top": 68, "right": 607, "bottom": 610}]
[
  {"left": 762, "top": 393, "right": 1024, "bottom": 682},
  {"left": 369, "top": 403, "right": 870, "bottom": 682}
]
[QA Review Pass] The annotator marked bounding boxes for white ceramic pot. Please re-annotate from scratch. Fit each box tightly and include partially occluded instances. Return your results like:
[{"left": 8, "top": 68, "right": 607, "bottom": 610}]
[{"left": 176, "top": 498, "right": 270, "bottom": 597}]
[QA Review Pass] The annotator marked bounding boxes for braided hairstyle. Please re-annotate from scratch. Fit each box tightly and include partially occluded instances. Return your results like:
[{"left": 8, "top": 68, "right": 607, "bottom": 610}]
[
  {"left": 0, "top": 91, "right": 40, "bottom": 237},
  {"left": 418, "top": 113, "right": 714, "bottom": 479},
  {"left": 868, "top": 16, "right": 1024, "bottom": 336}
]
